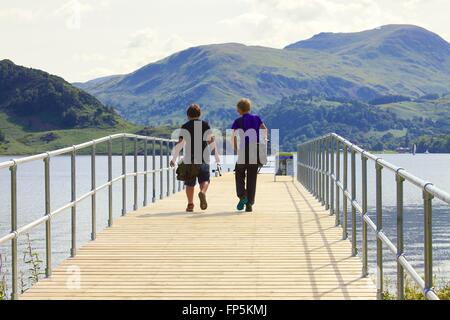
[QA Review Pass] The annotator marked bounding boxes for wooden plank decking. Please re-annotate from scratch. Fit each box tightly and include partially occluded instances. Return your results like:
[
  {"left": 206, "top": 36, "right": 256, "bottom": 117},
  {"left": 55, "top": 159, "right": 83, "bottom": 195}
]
[{"left": 21, "top": 173, "right": 376, "bottom": 300}]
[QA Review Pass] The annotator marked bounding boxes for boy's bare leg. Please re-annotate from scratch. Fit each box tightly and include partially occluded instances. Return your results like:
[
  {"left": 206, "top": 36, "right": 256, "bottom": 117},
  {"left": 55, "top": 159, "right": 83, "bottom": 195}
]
[
  {"left": 199, "top": 181, "right": 209, "bottom": 194},
  {"left": 198, "top": 181, "right": 209, "bottom": 210},
  {"left": 186, "top": 186, "right": 195, "bottom": 204}
]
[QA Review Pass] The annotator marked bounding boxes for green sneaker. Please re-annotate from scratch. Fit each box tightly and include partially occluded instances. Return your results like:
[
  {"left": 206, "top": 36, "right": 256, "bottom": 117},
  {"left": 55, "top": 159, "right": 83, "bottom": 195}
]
[{"left": 237, "top": 197, "right": 249, "bottom": 211}]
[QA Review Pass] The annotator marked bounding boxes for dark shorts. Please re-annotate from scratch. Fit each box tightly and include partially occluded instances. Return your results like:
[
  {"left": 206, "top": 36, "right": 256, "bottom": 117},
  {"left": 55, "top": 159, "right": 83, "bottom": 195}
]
[{"left": 185, "top": 163, "right": 210, "bottom": 187}]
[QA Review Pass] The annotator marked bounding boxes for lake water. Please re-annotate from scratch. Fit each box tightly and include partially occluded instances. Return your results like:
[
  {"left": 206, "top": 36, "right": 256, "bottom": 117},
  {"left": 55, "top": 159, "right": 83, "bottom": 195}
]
[{"left": 0, "top": 153, "right": 449, "bottom": 296}]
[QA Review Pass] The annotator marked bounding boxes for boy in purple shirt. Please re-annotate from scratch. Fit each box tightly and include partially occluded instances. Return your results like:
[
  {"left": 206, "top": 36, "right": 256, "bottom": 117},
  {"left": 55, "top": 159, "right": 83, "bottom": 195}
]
[{"left": 231, "top": 98, "right": 268, "bottom": 212}]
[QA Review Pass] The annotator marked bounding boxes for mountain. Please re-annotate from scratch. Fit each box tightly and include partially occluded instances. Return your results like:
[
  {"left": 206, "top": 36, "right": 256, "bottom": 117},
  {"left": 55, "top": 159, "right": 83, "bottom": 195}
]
[
  {"left": 76, "top": 25, "right": 450, "bottom": 127},
  {"left": 0, "top": 60, "right": 150, "bottom": 154},
  {"left": 285, "top": 24, "right": 450, "bottom": 68},
  {"left": 0, "top": 59, "right": 123, "bottom": 131}
]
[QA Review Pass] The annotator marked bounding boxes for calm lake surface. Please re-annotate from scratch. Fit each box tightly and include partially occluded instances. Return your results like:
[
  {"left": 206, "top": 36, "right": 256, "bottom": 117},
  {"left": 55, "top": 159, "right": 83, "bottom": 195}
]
[{"left": 0, "top": 153, "right": 449, "bottom": 294}]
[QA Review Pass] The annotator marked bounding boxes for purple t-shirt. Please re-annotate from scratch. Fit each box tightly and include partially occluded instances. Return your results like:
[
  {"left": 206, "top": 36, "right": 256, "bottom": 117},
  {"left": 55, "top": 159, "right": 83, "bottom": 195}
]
[{"left": 231, "top": 113, "right": 263, "bottom": 145}]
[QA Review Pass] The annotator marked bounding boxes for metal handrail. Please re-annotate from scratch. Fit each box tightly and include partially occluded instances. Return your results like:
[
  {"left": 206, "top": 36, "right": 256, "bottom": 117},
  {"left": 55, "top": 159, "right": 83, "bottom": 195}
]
[
  {"left": 0, "top": 133, "right": 180, "bottom": 300},
  {"left": 297, "top": 132, "right": 450, "bottom": 300}
]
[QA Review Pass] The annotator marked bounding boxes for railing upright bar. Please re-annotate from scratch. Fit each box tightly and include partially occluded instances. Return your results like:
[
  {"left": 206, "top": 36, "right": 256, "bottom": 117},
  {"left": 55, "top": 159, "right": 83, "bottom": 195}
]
[
  {"left": 309, "top": 143, "right": 312, "bottom": 192},
  {"left": 342, "top": 144, "right": 348, "bottom": 240},
  {"left": 321, "top": 140, "right": 325, "bottom": 205},
  {"left": 91, "top": 143, "right": 96, "bottom": 240},
  {"left": 160, "top": 140, "right": 164, "bottom": 200},
  {"left": 351, "top": 148, "right": 357, "bottom": 256},
  {"left": 319, "top": 141, "right": 322, "bottom": 201},
  {"left": 44, "top": 156, "right": 52, "bottom": 277},
  {"left": 323, "top": 139, "right": 327, "bottom": 206},
  {"left": 325, "top": 136, "right": 330, "bottom": 210},
  {"left": 335, "top": 139, "right": 340, "bottom": 227},
  {"left": 152, "top": 139, "right": 156, "bottom": 203},
  {"left": 122, "top": 136, "right": 127, "bottom": 216},
  {"left": 330, "top": 137, "right": 334, "bottom": 216},
  {"left": 133, "top": 137, "right": 138, "bottom": 211},
  {"left": 108, "top": 138, "right": 113, "bottom": 227},
  {"left": 143, "top": 139, "right": 148, "bottom": 206},
  {"left": 396, "top": 173, "right": 405, "bottom": 300},
  {"left": 316, "top": 141, "right": 319, "bottom": 198},
  {"left": 314, "top": 141, "right": 318, "bottom": 198},
  {"left": 423, "top": 190, "right": 434, "bottom": 296},
  {"left": 10, "top": 163, "right": 18, "bottom": 300},
  {"left": 306, "top": 143, "right": 310, "bottom": 190},
  {"left": 376, "top": 162, "right": 384, "bottom": 300},
  {"left": 166, "top": 141, "right": 171, "bottom": 197},
  {"left": 361, "top": 154, "right": 368, "bottom": 277},
  {"left": 70, "top": 148, "right": 77, "bottom": 257}
]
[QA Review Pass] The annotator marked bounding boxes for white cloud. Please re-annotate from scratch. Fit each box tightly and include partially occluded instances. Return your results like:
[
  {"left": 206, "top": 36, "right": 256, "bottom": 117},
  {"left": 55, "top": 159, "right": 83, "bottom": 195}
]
[
  {"left": 216, "top": 0, "right": 448, "bottom": 48},
  {"left": 123, "top": 27, "right": 193, "bottom": 69},
  {"left": 3, "top": 0, "right": 449, "bottom": 82},
  {"left": 76, "top": 27, "right": 193, "bottom": 80}
]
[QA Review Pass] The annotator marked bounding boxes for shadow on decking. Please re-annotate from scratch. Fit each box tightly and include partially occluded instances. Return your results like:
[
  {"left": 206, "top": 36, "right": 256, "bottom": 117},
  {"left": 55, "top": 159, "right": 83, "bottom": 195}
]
[{"left": 285, "top": 181, "right": 364, "bottom": 299}]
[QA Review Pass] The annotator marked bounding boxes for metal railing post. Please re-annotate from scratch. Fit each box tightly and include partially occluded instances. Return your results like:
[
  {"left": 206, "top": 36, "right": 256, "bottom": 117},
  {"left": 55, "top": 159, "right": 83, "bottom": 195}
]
[
  {"left": 322, "top": 138, "right": 326, "bottom": 206},
  {"left": 166, "top": 141, "right": 171, "bottom": 197},
  {"left": 10, "top": 163, "right": 18, "bottom": 300},
  {"left": 319, "top": 140, "right": 325, "bottom": 206},
  {"left": 310, "top": 142, "right": 313, "bottom": 192},
  {"left": 342, "top": 144, "right": 348, "bottom": 240},
  {"left": 91, "top": 143, "right": 96, "bottom": 240},
  {"left": 160, "top": 140, "right": 164, "bottom": 200},
  {"left": 152, "top": 139, "right": 156, "bottom": 203},
  {"left": 296, "top": 146, "right": 303, "bottom": 182},
  {"left": 330, "top": 137, "right": 334, "bottom": 216},
  {"left": 315, "top": 141, "right": 318, "bottom": 198},
  {"left": 143, "top": 139, "right": 148, "bottom": 206},
  {"left": 351, "top": 148, "right": 357, "bottom": 256},
  {"left": 335, "top": 140, "right": 340, "bottom": 227},
  {"left": 325, "top": 137, "right": 330, "bottom": 210},
  {"left": 423, "top": 190, "right": 434, "bottom": 296},
  {"left": 312, "top": 142, "right": 315, "bottom": 196},
  {"left": 396, "top": 173, "right": 405, "bottom": 300},
  {"left": 133, "top": 137, "right": 138, "bottom": 211},
  {"left": 361, "top": 154, "right": 368, "bottom": 277},
  {"left": 318, "top": 141, "right": 322, "bottom": 201},
  {"left": 108, "top": 138, "right": 113, "bottom": 227},
  {"left": 71, "top": 148, "right": 77, "bottom": 257},
  {"left": 44, "top": 156, "right": 52, "bottom": 277},
  {"left": 376, "top": 162, "right": 383, "bottom": 299},
  {"left": 122, "top": 136, "right": 127, "bottom": 216}
]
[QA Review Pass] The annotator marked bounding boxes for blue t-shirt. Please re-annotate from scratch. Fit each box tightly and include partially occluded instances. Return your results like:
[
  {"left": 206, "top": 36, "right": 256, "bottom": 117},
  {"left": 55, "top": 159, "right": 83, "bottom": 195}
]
[{"left": 231, "top": 113, "right": 263, "bottom": 145}]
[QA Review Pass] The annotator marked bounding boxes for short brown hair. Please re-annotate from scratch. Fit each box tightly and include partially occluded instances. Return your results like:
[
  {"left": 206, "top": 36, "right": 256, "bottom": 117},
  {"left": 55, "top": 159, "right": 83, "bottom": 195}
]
[
  {"left": 187, "top": 104, "right": 201, "bottom": 118},
  {"left": 237, "top": 98, "right": 251, "bottom": 112}
]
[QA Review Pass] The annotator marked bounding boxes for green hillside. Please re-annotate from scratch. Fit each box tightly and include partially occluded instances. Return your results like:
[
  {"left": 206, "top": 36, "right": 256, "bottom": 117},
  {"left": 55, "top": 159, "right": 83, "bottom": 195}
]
[
  {"left": 76, "top": 25, "right": 450, "bottom": 127},
  {"left": 260, "top": 94, "right": 450, "bottom": 152},
  {"left": 0, "top": 60, "right": 173, "bottom": 155},
  {"left": 379, "top": 93, "right": 450, "bottom": 121}
]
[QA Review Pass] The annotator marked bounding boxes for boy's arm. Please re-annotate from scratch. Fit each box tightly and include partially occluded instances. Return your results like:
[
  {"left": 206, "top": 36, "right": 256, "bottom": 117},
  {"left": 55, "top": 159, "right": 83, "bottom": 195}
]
[
  {"left": 170, "top": 138, "right": 185, "bottom": 167},
  {"left": 207, "top": 134, "right": 221, "bottom": 164},
  {"left": 231, "top": 130, "right": 238, "bottom": 152},
  {"left": 260, "top": 122, "right": 269, "bottom": 142}
]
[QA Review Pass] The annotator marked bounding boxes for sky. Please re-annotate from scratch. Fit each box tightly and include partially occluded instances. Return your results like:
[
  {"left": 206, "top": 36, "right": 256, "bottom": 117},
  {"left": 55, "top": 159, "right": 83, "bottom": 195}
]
[{"left": 1, "top": 0, "right": 450, "bottom": 83}]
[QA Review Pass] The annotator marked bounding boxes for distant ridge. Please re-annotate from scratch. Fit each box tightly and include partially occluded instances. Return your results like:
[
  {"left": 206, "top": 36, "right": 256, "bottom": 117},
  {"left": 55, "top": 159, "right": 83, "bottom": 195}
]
[
  {"left": 285, "top": 25, "right": 450, "bottom": 68},
  {"left": 75, "top": 25, "right": 450, "bottom": 126}
]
